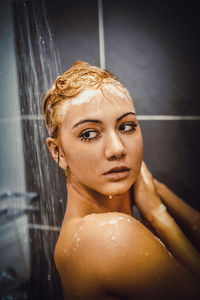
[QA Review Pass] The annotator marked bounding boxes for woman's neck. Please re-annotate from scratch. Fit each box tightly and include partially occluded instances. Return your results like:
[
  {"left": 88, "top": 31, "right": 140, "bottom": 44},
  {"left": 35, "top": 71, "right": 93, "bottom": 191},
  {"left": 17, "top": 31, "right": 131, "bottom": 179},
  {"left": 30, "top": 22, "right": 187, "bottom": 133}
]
[{"left": 64, "top": 180, "right": 133, "bottom": 221}]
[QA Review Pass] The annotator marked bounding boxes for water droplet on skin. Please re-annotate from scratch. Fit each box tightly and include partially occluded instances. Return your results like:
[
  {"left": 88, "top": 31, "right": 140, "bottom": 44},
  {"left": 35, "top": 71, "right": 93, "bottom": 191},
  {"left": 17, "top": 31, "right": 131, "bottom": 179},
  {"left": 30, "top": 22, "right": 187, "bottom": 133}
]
[
  {"left": 111, "top": 235, "right": 116, "bottom": 241},
  {"left": 168, "top": 251, "right": 173, "bottom": 257},
  {"left": 99, "top": 222, "right": 107, "bottom": 227},
  {"left": 160, "top": 204, "right": 166, "bottom": 211},
  {"left": 127, "top": 218, "right": 131, "bottom": 222},
  {"left": 79, "top": 225, "right": 84, "bottom": 230},
  {"left": 156, "top": 236, "right": 166, "bottom": 248},
  {"left": 108, "top": 219, "right": 118, "bottom": 225},
  {"left": 118, "top": 217, "right": 124, "bottom": 220},
  {"left": 75, "top": 236, "right": 81, "bottom": 248}
]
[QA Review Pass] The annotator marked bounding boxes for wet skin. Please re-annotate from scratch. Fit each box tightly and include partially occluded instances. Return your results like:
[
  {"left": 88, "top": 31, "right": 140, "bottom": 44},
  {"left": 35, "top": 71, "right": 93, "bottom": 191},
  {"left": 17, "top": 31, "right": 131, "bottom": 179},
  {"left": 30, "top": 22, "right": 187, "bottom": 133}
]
[
  {"left": 58, "top": 86, "right": 143, "bottom": 216},
  {"left": 46, "top": 86, "right": 199, "bottom": 300}
]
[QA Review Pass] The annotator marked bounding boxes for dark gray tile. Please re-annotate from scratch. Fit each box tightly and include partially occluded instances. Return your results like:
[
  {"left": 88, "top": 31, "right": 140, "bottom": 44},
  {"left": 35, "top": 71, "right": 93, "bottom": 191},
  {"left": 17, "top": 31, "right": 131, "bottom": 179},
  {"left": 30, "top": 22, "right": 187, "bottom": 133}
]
[
  {"left": 139, "top": 120, "right": 200, "bottom": 210},
  {"left": 45, "top": 0, "right": 100, "bottom": 72},
  {"left": 104, "top": 0, "right": 200, "bottom": 115}
]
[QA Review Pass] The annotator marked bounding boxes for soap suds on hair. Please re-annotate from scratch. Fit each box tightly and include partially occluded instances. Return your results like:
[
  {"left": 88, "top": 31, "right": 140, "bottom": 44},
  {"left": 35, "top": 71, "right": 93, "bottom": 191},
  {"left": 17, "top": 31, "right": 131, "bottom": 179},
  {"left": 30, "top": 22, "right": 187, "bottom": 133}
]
[
  {"left": 103, "top": 84, "right": 130, "bottom": 100},
  {"left": 59, "top": 84, "right": 133, "bottom": 122}
]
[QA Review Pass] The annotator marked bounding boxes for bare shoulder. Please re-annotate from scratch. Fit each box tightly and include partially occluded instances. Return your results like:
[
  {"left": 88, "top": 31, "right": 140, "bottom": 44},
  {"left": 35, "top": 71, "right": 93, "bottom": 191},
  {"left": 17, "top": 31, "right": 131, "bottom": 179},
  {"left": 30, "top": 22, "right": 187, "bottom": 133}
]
[
  {"left": 55, "top": 212, "right": 199, "bottom": 300},
  {"left": 55, "top": 211, "right": 166, "bottom": 262},
  {"left": 67, "top": 211, "right": 170, "bottom": 260}
]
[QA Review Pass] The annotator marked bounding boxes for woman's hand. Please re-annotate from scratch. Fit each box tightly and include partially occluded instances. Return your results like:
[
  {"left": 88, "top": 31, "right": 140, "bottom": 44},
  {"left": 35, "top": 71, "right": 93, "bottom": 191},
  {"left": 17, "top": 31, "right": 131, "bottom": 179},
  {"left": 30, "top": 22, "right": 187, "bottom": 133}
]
[
  {"left": 153, "top": 178, "right": 200, "bottom": 250},
  {"left": 133, "top": 161, "right": 165, "bottom": 222},
  {"left": 133, "top": 161, "right": 200, "bottom": 279}
]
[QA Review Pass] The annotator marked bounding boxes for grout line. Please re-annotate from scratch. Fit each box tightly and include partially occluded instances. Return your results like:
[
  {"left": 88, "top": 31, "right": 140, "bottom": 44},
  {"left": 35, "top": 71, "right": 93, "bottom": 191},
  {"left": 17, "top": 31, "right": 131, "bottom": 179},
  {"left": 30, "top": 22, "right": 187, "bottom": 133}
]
[
  {"left": 137, "top": 115, "right": 200, "bottom": 120},
  {"left": 1, "top": 115, "right": 200, "bottom": 122},
  {"left": 98, "top": 0, "right": 106, "bottom": 69},
  {"left": 21, "top": 115, "right": 44, "bottom": 120},
  {"left": 28, "top": 223, "right": 60, "bottom": 231},
  {"left": 0, "top": 115, "right": 44, "bottom": 122}
]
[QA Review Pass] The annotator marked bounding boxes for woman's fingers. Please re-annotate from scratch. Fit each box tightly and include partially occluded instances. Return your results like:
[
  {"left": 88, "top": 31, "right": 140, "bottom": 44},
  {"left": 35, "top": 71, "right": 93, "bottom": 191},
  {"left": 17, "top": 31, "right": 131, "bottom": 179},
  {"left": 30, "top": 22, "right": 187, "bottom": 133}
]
[
  {"left": 135, "top": 161, "right": 156, "bottom": 194},
  {"left": 134, "top": 161, "right": 163, "bottom": 221}
]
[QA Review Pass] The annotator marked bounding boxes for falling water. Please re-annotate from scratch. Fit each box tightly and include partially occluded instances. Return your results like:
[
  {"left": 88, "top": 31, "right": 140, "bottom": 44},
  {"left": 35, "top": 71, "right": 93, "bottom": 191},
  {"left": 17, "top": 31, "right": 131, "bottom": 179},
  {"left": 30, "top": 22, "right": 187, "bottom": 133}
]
[{"left": 13, "top": 0, "right": 65, "bottom": 299}]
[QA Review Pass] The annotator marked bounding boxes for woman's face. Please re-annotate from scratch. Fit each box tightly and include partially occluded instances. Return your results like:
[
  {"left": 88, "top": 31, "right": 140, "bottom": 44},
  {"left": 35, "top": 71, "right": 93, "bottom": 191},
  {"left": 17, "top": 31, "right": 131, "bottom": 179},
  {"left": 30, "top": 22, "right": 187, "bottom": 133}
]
[{"left": 60, "top": 85, "right": 143, "bottom": 196}]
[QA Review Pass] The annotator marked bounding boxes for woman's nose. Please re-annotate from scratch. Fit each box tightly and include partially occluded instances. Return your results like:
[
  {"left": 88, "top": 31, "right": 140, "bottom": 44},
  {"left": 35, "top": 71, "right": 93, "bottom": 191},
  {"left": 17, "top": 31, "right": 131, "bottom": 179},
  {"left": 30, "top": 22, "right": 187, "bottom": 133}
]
[{"left": 104, "top": 131, "right": 126, "bottom": 160}]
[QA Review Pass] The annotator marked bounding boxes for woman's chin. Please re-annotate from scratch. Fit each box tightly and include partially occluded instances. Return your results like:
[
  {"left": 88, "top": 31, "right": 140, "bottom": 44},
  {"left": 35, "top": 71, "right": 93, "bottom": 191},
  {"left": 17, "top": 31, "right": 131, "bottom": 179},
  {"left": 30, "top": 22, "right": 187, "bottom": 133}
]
[
  {"left": 72, "top": 176, "right": 135, "bottom": 198},
  {"left": 99, "top": 181, "right": 133, "bottom": 197}
]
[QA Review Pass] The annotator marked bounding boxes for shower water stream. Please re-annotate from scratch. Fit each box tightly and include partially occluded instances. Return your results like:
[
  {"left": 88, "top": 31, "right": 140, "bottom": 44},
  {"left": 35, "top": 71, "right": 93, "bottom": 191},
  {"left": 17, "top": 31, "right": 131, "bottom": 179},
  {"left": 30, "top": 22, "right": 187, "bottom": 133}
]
[
  {"left": 14, "top": 0, "right": 65, "bottom": 298},
  {"left": 15, "top": 0, "right": 63, "bottom": 223}
]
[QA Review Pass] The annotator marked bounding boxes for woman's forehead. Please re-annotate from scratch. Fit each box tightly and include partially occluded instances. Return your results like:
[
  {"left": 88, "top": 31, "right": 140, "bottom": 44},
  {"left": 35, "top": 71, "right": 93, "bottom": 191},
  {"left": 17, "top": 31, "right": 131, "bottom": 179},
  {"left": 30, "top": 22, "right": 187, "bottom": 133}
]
[
  {"left": 60, "top": 88, "right": 135, "bottom": 130},
  {"left": 61, "top": 85, "right": 135, "bottom": 120}
]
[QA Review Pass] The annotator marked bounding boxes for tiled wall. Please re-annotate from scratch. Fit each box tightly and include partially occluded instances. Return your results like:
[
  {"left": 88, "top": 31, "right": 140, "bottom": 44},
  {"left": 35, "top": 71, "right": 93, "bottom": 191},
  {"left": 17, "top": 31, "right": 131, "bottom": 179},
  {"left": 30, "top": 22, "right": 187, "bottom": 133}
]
[
  {"left": 46, "top": 0, "right": 200, "bottom": 207},
  {"left": 13, "top": 0, "right": 200, "bottom": 299},
  {"left": 102, "top": 0, "right": 200, "bottom": 207}
]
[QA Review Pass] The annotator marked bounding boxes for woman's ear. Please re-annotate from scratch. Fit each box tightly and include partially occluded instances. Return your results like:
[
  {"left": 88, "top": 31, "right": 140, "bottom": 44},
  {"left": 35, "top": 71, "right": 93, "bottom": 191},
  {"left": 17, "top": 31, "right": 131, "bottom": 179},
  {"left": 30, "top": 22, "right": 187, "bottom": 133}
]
[{"left": 46, "top": 137, "right": 67, "bottom": 170}]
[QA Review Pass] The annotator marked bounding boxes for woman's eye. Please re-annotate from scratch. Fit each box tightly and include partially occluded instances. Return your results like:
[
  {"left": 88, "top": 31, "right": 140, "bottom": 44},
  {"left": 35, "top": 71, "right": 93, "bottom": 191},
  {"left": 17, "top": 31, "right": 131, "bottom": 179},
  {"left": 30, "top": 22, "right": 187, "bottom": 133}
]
[
  {"left": 80, "top": 130, "right": 99, "bottom": 142},
  {"left": 119, "top": 123, "right": 137, "bottom": 133}
]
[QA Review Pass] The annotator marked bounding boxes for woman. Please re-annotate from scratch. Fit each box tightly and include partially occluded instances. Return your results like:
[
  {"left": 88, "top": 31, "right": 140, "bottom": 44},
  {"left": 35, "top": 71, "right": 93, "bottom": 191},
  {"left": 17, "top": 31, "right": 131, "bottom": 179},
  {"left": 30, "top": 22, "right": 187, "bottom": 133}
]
[{"left": 43, "top": 61, "right": 200, "bottom": 300}]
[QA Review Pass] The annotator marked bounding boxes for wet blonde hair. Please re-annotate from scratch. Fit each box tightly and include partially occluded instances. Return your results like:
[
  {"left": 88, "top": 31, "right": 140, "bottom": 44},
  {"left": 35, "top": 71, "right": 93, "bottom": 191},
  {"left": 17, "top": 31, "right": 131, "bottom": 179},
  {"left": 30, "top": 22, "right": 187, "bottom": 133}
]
[{"left": 42, "top": 60, "right": 127, "bottom": 139}]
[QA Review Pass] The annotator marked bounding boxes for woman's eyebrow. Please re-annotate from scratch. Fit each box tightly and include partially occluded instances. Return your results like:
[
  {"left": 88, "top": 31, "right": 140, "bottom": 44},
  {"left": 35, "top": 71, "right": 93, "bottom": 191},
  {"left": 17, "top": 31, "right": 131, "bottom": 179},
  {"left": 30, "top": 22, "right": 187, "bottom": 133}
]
[
  {"left": 72, "top": 119, "right": 103, "bottom": 129},
  {"left": 72, "top": 112, "right": 136, "bottom": 129},
  {"left": 117, "top": 112, "right": 136, "bottom": 121}
]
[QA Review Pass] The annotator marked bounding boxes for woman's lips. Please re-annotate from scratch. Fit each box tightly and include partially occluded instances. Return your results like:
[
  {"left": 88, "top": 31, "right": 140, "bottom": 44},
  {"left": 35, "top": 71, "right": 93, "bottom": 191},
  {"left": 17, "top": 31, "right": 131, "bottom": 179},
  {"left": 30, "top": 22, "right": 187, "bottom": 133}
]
[{"left": 103, "top": 167, "right": 130, "bottom": 181}]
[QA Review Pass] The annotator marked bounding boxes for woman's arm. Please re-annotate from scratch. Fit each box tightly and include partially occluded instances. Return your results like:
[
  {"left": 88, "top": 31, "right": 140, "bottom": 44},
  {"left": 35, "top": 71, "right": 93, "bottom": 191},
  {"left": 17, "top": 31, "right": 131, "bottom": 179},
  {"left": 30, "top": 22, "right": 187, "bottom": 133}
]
[
  {"left": 133, "top": 162, "right": 200, "bottom": 279},
  {"left": 151, "top": 204, "right": 200, "bottom": 279},
  {"left": 154, "top": 179, "right": 200, "bottom": 248}
]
